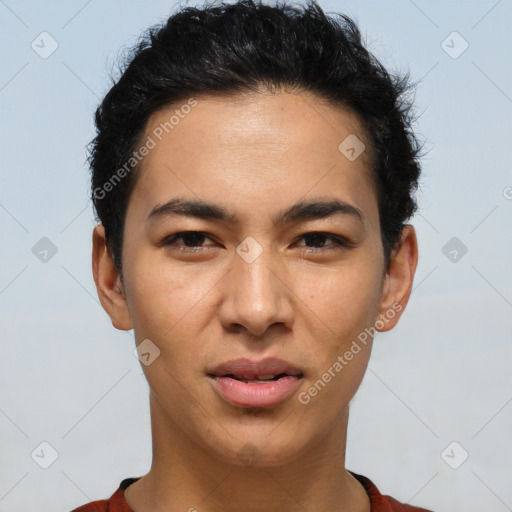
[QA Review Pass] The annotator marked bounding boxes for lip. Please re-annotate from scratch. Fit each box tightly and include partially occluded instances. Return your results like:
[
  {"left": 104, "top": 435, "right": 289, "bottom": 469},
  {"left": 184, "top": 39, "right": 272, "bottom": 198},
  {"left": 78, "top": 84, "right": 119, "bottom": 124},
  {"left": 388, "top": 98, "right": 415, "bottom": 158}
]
[
  {"left": 208, "top": 357, "right": 303, "bottom": 380},
  {"left": 207, "top": 357, "right": 304, "bottom": 408}
]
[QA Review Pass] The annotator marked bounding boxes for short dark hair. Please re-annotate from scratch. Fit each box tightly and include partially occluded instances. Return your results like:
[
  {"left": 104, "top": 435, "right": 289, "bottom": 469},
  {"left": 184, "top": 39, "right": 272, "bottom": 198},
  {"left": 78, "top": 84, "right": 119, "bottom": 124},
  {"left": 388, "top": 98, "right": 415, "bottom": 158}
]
[{"left": 89, "top": 0, "right": 423, "bottom": 275}]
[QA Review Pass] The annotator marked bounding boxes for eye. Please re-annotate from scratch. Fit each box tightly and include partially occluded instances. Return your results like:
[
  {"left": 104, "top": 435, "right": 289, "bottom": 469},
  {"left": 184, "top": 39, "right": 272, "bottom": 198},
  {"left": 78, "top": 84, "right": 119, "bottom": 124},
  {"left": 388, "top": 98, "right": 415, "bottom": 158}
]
[
  {"left": 160, "top": 231, "right": 217, "bottom": 252},
  {"left": 294, "top": 232, "right": 350, "bottom": 253},
  {"left": 160, "top": 231, "right": 350, "bottom": 254}
]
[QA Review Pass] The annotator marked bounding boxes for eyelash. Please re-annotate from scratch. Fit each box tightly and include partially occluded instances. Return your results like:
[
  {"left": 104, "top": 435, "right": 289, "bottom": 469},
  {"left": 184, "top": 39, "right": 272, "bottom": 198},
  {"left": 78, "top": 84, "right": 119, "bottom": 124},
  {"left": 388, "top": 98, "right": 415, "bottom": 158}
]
[{"left": 160, "top": 231, "right": 350, "bottom": 254}]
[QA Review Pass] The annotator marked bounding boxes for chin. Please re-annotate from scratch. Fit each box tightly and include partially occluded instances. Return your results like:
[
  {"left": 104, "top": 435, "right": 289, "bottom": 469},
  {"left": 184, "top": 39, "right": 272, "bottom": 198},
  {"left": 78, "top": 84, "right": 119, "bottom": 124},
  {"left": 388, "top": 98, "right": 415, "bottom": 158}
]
[{"left": 205, "top": 429, "right": 312, "bottom": 469}]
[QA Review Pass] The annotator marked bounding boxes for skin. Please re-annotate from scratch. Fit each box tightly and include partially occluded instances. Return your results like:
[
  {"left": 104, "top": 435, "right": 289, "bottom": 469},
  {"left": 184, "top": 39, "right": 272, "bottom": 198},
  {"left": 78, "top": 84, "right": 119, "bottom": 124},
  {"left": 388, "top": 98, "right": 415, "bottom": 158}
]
[{"left": 92, "top": 89, "right": 418, "bottom": 512}]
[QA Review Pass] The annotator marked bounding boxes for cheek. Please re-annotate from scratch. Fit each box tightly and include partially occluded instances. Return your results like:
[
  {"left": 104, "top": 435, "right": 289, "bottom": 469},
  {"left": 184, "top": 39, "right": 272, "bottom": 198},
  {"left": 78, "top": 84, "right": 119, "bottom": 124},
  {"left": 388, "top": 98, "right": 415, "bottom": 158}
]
[
  {"left": 298, "top": 260, "right": 383, "bottom": 342},
  {"left": 293, "top": 266, "right": 379, "bottom": 421},
  {"left": 125, "top": 262, "right": 214, "bottom": 404},
  {"left": 125, "top": 254, "right": 218, "bottom": 339}
]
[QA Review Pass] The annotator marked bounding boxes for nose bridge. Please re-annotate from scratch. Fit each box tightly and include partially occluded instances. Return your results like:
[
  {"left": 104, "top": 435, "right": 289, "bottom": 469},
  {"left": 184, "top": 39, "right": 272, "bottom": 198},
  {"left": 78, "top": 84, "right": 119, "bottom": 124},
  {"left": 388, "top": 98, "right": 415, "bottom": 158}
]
[{"left": 220, "top": 237, "right": 291, "bottom": 336}]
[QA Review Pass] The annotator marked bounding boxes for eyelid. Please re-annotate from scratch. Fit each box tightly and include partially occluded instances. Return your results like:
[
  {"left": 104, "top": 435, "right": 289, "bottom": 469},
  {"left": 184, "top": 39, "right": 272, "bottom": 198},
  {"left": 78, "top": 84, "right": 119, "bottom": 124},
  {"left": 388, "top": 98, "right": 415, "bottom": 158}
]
[
  {"left": 294, "top": 232, "right": 353, "bottom": 253},
  {"left": 159, "top": 231, "right": 218, "bottom": 248},
  {"left": 160, "top": 230, "right": 353, "bottom": 252}
]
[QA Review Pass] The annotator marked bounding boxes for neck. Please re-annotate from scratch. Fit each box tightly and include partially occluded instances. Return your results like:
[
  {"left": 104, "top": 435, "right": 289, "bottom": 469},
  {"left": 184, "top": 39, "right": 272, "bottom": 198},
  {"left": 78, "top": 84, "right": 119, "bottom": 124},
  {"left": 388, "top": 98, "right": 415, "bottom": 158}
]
[{"left": 124, "top": 392, "right": 370, "bottom": 512}]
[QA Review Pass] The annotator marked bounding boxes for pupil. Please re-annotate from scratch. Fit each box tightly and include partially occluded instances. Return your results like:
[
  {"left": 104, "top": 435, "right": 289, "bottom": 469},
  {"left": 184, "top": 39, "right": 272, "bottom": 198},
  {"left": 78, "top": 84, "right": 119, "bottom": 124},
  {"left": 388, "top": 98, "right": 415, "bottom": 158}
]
[
  {"left": 305, "top": 233, "right": 326, "bottom": 247},
  {"left": 183, "top": 232, "right": 205, "bottom": 247}
]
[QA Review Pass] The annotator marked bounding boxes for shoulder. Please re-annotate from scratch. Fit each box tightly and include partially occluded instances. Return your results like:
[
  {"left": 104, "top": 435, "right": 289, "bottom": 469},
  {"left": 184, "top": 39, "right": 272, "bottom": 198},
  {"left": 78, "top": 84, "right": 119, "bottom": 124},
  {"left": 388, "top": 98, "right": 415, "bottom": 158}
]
[
  {"left": 349, "top": 470, "right": 434, "bottom": 512},
  {"left": 70, "top": 496, "right": 112, "bottom": 512},
  {"left": 70, "top": 478, "right": 140, "bottom": 512}
]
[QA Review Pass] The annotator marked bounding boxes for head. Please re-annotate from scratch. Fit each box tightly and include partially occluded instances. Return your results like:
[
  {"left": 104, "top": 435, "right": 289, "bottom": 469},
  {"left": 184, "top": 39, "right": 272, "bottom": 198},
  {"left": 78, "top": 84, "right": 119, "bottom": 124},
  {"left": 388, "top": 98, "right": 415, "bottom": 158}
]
[{"left": 91, "top": 0, "right": 421, "bottom": 468}]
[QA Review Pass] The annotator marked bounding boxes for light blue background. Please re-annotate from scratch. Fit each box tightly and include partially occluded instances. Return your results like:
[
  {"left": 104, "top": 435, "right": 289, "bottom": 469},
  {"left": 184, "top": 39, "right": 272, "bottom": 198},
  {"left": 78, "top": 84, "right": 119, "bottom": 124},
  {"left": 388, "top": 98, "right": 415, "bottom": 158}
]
[{"left": 1, "top": 1, "right": 511, "bottom": 510}]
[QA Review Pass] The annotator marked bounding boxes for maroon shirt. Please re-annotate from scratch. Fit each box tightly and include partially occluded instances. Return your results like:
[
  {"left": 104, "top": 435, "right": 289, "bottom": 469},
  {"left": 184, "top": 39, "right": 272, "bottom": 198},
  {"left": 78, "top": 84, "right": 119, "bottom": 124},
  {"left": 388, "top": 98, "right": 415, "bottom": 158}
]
[{"left": 70, "top": 471, "right": 433, "bottom": 511}]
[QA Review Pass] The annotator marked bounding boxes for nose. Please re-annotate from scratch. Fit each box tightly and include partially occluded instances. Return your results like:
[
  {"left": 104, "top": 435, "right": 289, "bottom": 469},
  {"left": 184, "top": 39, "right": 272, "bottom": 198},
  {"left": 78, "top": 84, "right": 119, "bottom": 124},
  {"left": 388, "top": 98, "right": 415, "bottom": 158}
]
[{"left": 218, "top": 243, "right": 294, "bottom": 338}]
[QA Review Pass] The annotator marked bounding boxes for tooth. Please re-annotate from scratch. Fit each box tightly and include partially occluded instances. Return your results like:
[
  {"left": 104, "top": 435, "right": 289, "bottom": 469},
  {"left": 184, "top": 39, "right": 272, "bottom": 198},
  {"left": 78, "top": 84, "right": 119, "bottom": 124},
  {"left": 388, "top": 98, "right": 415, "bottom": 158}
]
[{"left": 257, "top": 374, "right": 276, "bottom": 380}]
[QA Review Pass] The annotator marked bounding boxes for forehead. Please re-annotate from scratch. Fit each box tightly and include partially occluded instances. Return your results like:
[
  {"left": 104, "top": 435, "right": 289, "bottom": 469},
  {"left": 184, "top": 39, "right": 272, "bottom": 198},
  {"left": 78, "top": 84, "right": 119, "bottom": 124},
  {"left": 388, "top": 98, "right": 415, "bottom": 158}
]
[{"left": 128, "top": 90, "right": 379, "bottom": 229}]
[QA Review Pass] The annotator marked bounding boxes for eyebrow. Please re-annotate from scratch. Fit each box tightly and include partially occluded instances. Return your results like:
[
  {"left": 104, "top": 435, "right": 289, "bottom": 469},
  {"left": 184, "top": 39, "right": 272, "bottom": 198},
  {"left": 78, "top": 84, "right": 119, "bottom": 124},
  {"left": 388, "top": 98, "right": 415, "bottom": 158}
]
[{"left": 147, "top": 196, "right": 364, "bottom": 226}]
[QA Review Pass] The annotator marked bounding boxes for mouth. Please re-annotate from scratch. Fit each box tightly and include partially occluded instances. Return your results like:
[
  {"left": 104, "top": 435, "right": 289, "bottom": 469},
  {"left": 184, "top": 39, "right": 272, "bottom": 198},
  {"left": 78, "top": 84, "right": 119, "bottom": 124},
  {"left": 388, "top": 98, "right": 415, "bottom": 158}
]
[
  {"left": 207, "top": 358, "right": 304, "bottom": 408},
  {"left": 208, "top": 357, "right": 304, "bottom": 380},
  {"left": 214, "top": 372, "right": 302, "bottom": 383}
]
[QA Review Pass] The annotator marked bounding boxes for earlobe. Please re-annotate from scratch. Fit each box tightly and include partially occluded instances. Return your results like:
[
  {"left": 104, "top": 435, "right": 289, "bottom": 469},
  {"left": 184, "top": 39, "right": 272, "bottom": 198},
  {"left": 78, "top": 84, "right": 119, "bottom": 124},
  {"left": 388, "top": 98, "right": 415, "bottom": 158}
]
[
  {"left": 376, "top": 225, "right": 418, "bottom": 332},
  {"left": 92, "top": 225, "right": 133, "bottom": 330}
]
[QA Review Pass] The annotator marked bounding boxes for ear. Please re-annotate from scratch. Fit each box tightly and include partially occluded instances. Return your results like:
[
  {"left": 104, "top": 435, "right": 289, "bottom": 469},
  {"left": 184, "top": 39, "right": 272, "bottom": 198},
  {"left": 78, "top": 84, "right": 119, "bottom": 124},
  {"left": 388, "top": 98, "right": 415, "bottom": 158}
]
[
  {"left": 92, "top": 224, "right": 132, "bottom": 330},
  {"left": 375, "top": 225, "right": 418, "bottom": 332}
]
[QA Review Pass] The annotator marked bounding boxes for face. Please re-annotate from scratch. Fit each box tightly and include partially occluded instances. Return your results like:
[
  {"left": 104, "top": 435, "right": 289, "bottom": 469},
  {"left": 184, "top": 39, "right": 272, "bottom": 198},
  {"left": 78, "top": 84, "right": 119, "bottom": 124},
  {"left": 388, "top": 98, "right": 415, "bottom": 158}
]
[{"left": 93, "top": 90, "right": 417, "bottom": 468}]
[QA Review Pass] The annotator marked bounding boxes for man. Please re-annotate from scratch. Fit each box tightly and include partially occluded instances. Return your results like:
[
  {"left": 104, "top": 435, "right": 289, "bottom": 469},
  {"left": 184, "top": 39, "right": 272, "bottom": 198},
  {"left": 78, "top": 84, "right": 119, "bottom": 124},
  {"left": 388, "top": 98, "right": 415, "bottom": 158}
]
[{"left": 72, "top": 0, "right": 433, "bottom": 510}]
